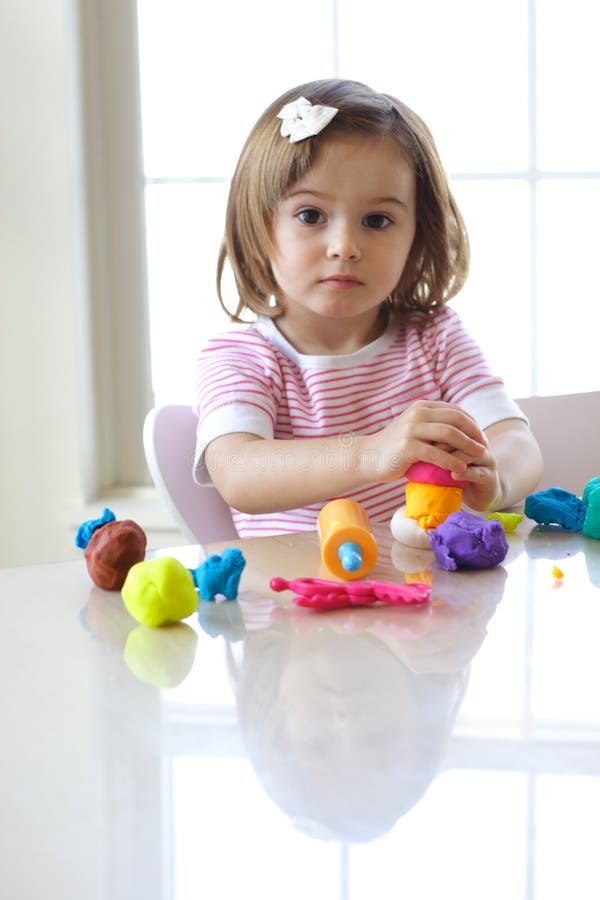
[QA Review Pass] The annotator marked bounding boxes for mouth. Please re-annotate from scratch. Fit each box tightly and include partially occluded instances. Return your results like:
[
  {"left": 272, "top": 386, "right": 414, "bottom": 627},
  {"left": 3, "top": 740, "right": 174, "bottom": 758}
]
[{"left": 319, "top": 275, "right": 364, "bottom": 289}]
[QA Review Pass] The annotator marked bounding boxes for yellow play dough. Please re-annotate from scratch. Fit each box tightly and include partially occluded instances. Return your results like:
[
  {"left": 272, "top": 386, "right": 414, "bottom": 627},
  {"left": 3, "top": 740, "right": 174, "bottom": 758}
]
[
  {"left": 121, "top": 557, "right": 198, "bottom": 627},
  {"left": 404, "top": 482, "right": 463, "bottom": 529}
]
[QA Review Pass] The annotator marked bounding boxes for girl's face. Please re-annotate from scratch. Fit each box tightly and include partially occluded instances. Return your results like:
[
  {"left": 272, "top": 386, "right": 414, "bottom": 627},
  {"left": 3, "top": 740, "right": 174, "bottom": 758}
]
[{"left": 269, "top": 133, "right": 416, "bottom": 353}]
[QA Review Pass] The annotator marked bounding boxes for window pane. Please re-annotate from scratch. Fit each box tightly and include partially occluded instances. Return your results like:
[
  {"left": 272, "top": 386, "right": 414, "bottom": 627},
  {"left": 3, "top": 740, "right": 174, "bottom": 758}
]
[
  {"left": 535, "top": 776, "right": 600, "bottom": 900},
  {"left": 338, "top": 0, "right": 529, "bottom": 172},
  {"left": 456, "top": 554, "right": 529, "bottom": 737},
  {"left": 137, "top": 0, "right": 600, "bottom": 404},
  {"left": 172, "top": 757, "right": 339, "bottom": 899},
  {"left": 145, "top": 182, "right": 232, "bottom": 405},
  {"left": 351, "top": 771, "right": 527, "bottom": 900},
  {"left": 531, "top": 547, "right": 600, "bottom": 726},
  {"left": 536, "top": 180, "right": 600, "bottom": 395},
  {"left": 137, "top": 0, "right": 334, "bottom": 177},
  {"left": 537, "top": 0, "right": 600, "bottom": 170},
  {"left": 451, "top": 179, "right": 532, "bottom": 398}
]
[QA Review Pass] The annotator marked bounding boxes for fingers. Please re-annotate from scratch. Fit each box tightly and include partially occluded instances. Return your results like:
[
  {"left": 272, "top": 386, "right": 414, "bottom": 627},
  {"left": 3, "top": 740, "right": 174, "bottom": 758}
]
[
  {"left": 450, "top": 444, "right": 495, "bottom": 475},
  {"left": 451, "top": 462, "right": 487, "bottom": 483},
  {"left": 449, "top": 445, "right": 503, "bottom": 510},
  {"left": 411, "top": 441, "right": 470, "bottom": 476},
  {"left": 377, "top": 401, "right": 492, "bottom": 481},
  {"left": 402, "top": 402, "right": 488, "bottom": 457}
]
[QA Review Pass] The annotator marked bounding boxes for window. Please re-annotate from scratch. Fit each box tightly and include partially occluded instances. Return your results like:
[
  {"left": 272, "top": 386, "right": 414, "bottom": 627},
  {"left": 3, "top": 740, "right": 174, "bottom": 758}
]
[
  {"left": 80, "top": 0, "right": 599, "bottom": 492},
  {"left": 136, "top": 0, "right": 600, "bottom": 408}
]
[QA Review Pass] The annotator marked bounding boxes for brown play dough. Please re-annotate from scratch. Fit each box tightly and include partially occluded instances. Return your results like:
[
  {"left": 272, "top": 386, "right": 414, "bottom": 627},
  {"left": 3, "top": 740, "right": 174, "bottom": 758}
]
[{"left": 84, "top": 519, "right": 147, "bottom": 590}]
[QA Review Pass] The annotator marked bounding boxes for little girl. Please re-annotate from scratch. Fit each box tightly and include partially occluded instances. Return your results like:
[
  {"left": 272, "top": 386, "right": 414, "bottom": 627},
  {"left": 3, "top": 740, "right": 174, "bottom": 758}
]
[{"left": 193, "top": 78, "right": 542, "bottom": 537}]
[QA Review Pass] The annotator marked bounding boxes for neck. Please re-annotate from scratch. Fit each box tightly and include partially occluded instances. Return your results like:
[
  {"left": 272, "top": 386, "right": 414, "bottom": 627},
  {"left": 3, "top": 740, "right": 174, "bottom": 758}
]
[{"left": 275, "top": 307, "right": 388, "bottom": 356}]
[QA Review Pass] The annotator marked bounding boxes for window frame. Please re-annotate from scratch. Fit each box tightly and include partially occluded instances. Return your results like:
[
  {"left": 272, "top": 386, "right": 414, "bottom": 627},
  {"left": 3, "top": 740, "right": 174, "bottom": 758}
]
[{"left": 73, "top": 0, "right": 152, "bottom": 497}]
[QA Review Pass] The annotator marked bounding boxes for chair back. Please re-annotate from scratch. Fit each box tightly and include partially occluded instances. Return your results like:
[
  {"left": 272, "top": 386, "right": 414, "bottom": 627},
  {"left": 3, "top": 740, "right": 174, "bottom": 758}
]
[
  {"left": 516, "top": 391, "right": 600, "bottom": 495},
  {"left": 143, "top": 405, "right": 238, "bottom": 544}
]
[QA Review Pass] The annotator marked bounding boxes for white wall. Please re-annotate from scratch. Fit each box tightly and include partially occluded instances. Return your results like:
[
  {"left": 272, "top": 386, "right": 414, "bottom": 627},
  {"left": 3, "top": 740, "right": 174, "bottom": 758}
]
[
  {"left": 0, "top": 2, "right": 186, "bottom": 569},
  {"left": 0, "top": 1, "right": 85, "bottom": 567}
]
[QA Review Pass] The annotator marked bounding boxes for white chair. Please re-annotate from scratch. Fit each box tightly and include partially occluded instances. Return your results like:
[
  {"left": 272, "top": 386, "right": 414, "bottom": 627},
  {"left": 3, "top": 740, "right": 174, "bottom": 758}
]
[
  {"left": 516, "top": 391, "right": 600, "bottom": 495},
  {"left": 143, "top": 405, "right": 238, "bottom": 544}
]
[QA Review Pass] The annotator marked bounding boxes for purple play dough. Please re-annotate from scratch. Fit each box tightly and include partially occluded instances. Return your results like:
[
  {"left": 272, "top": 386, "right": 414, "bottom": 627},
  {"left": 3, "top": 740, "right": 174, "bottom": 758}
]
[{"left": 429, "top": 511, "right": 508, "bottom": 571}]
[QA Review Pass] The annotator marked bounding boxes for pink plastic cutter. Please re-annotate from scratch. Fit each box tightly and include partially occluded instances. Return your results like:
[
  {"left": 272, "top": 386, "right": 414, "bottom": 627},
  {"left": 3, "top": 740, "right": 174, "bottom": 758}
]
[{"left": 269, "top": 576, "right": 431, "bottom": 611}]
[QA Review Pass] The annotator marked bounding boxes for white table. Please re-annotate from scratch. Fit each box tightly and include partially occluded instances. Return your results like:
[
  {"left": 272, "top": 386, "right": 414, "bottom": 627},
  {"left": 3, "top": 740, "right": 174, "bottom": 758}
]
[{"left": 2, "top": 521, "right": 600, "bottom": 899}]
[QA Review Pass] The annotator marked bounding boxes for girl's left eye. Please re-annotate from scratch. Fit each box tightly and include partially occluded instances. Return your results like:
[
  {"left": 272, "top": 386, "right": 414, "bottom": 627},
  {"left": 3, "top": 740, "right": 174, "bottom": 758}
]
[
  {"left": 297, "top": 208, "right": 325, "bottom": 225},
  {"left": 364, "top": 213, "right": 392, "bottom": 229}
]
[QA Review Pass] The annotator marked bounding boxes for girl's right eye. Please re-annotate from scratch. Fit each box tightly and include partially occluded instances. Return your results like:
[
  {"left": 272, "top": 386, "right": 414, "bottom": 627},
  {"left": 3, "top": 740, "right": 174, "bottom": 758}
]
[{"left": 296, "top": 208, "right": 325, "bottom": 225}]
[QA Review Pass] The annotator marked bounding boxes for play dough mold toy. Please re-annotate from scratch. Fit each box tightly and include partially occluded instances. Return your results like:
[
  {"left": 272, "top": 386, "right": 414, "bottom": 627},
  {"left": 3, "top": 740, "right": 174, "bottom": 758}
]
[
  {"left": 318, "top": 499, "right": 378, "bottom": 580},
  {"left": 270, "top": 576, "right": 431, "bottom": 611}
]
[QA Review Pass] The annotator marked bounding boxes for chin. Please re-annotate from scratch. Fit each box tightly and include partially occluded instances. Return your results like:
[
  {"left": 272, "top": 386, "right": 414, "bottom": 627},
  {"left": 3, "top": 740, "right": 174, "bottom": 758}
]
[{"left": 317, "top": 301, "right": 380, "bottom": 319}]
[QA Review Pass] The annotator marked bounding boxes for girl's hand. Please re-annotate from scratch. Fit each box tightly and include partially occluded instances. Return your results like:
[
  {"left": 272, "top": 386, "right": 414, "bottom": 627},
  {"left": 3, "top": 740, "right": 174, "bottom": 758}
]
[
  {"left": 451, "top": 447, "right": 503, "bottom": 511},
  {"left": 451, "top": 418, "right": 542, "bottom": 512},
  {"left": 369, "top": 400, "right": 488, "bottom": 481}
]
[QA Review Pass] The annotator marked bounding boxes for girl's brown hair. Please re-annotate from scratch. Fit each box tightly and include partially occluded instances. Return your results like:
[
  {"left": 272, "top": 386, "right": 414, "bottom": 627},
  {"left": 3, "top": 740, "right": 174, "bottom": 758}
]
[{"left": 217, "top": 78, "right": 469, "bottom": 322}]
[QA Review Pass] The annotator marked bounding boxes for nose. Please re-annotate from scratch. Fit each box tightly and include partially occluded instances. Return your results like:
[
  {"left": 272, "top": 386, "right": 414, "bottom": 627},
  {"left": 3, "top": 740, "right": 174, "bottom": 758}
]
[{"left": 326, "top": 221, "right": 361, "bottom": 260}]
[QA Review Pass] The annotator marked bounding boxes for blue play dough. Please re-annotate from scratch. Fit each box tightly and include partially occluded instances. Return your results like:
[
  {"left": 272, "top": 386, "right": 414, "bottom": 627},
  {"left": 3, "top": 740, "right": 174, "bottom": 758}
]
[
  {"left": 190, "top": 547, "right": 246, "bottom": 601},
  {"left": 524, "top": 487, "right": 587, "bottom": 531},
  {"left": 75, "top": 507, "right": 116, "bottom": 549},
  {"left": 338, "top": 540, "right": 363, "bottom": 572}
]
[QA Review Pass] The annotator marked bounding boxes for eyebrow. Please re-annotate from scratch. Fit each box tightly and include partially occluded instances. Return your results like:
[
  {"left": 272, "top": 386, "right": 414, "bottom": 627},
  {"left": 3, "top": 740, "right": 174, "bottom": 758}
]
[{"left": 285, "top": 189, "right": 409, "bottom": 209}]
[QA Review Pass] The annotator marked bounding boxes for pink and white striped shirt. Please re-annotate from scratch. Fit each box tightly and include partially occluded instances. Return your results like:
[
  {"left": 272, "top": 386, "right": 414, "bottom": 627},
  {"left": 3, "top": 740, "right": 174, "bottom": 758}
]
[{"left": 193, "top": 308, "right": 524, "bottom": 537}]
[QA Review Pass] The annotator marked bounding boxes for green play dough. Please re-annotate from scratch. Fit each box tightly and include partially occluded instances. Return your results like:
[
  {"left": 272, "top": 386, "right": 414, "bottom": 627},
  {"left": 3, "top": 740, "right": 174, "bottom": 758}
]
[
  {"left": 485, "top": 511, "right": 523, "bottom": 532},
  {"left": 582, "top": 479, "right": 600, "bottom": 539},
  {"left": 121, "top": 557, "right": 198, "bottom": 626},
  {"left": 582, "top": 476, "right": 600, "bottom": 505}
]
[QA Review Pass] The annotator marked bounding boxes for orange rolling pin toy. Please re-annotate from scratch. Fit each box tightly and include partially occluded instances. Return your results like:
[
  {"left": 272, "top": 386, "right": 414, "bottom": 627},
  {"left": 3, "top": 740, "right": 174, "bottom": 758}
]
[{"left": 317, "top": 499, "right": 378, "bottom": 580}]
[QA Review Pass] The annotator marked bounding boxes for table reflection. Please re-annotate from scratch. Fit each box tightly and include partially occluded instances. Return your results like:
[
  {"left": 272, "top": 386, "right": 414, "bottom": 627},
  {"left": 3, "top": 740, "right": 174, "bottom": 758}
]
[
  {"left": 231, "top": 579, "right": 502, "bottom": 843},
  {"left": 85, "top": 539, "right": 507, "bottom": 846},
  {"left": 77, "top": 522, "right": 600, "bottom": 899}
]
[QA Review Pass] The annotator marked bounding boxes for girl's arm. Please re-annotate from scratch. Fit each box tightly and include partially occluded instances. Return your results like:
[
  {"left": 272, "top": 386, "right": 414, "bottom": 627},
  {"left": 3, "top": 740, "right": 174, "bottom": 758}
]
[
  {"left": 204, "top": 400, "right": 489, "bottom": 514},
  {"left": 457, "top": 418, "right": 543, "bottom": 512}
]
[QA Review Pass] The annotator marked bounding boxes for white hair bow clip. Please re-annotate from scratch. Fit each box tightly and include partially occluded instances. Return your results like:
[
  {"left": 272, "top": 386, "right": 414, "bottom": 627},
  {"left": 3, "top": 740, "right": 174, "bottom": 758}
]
[{"left": 277, "top": 96, "right": 338, "bottom": 143}]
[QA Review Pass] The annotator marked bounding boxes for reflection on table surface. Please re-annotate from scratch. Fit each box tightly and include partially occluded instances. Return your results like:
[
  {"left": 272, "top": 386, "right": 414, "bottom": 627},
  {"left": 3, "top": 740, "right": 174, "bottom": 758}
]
[{"left": 1, "top": 520, "right": 600, "bottom": 899}]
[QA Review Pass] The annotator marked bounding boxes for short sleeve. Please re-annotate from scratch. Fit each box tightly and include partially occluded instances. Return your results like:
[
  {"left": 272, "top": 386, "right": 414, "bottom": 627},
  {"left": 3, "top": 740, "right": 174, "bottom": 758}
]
[
  {"left": 459, "top": 384, "right": 528, "bottom": 430},
  {"left": 420, "top": 308, "right": 527, "bottom": 428},
  {"left": 192, "top": 328, "right": 283, "bottom": 484}
]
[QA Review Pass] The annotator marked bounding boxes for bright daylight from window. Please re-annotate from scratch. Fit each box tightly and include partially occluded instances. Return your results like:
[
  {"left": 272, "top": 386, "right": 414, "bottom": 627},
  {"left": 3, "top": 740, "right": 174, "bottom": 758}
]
[{"left": 137, "top": 0, "right": 600, "bottom": 407}]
